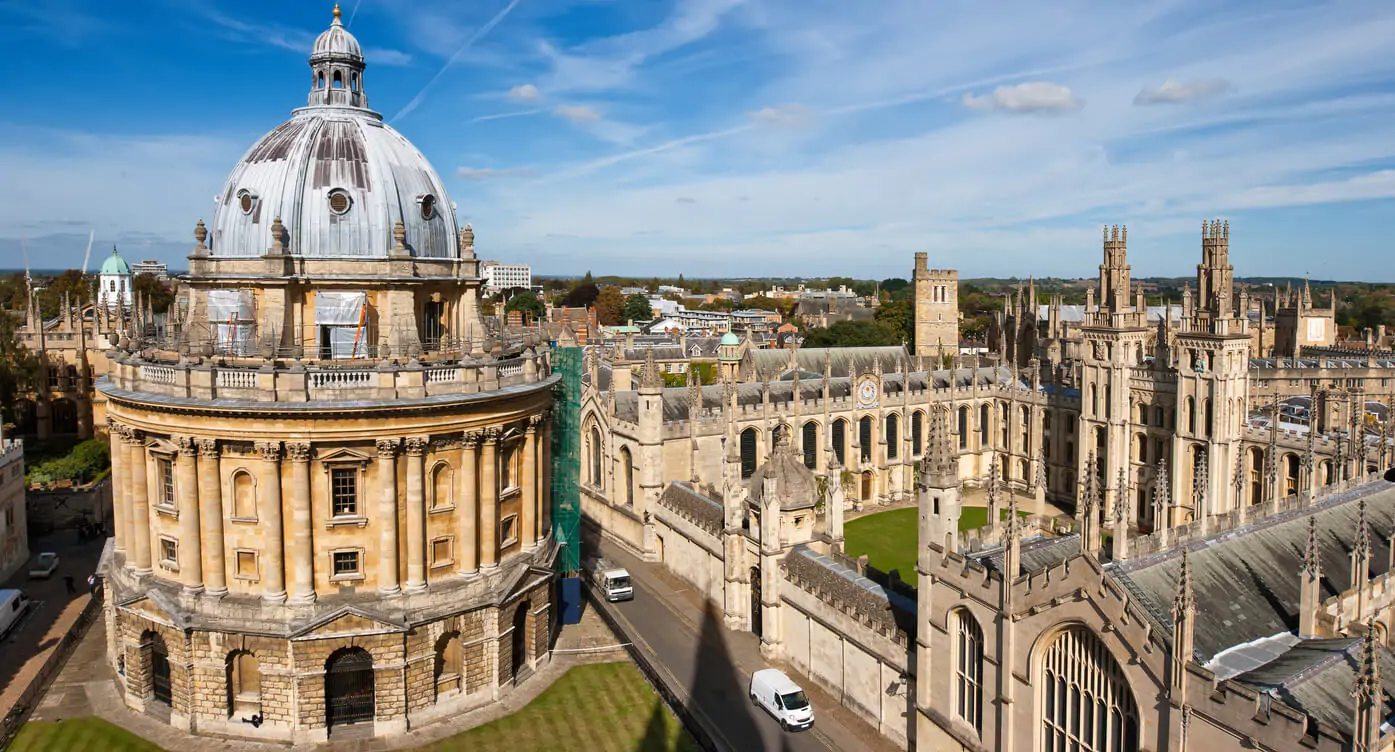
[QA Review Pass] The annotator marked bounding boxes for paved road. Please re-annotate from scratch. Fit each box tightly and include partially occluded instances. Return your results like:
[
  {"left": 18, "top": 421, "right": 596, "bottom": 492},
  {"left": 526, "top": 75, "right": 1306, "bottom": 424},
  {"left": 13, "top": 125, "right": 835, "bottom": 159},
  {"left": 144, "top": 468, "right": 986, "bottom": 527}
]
[{"left": 592, "top": 540, "right": 900, "bottom": 752}]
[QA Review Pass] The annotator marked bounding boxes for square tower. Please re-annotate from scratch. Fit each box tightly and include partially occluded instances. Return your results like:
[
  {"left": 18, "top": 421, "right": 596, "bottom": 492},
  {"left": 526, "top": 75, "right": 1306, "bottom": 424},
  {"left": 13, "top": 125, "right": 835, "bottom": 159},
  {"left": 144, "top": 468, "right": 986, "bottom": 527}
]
[{"left": 913, "top": 252, "right": 959, "bottom": 361}]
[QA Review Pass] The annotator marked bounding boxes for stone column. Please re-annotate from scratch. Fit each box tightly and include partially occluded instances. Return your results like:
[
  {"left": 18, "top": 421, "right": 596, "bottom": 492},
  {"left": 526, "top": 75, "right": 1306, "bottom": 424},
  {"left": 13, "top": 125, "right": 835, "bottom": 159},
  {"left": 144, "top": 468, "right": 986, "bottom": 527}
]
[
  {"left": 128, "top": 429, "right": 152, "bottom": 575},
  {"left": 175, "top": 437, "right": 203, "bottom": 593},
  {"left": 521, "top": 418, "right": 538, "bottom": 550},
  {"left": 108, "top": 420, "right": 127, "bottom": 554},
  {"left": 256, "top": 441, "right": 287, "bottom": 603},
  {"left": 195, "top": 439, "right": 227, "bottom": 596},
  {"left": 458, "top": 431, "right": 480, "bottom": 575},
  {"left": 377, "top": 438, "right": 401, "bottom": 595},
  {"left": 404, "top": 437, "right": 428, "bottom": 592},
  {"left": 480, "top": 428, "right": 500, "bottom": 570},
  {"left": 286, "top": 442, "right": 315, "bottom": 604}
]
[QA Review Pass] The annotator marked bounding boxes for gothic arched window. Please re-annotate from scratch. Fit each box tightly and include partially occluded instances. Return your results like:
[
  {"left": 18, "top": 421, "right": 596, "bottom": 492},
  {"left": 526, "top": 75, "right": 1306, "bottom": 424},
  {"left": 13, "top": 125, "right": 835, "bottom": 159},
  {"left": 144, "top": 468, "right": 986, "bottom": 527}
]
[
  {"left": 954, "top": 610, "right": 983, "bottom": 734},
  {"left": 1040, "top": 626, "right": 1139, "bottom": 752}
]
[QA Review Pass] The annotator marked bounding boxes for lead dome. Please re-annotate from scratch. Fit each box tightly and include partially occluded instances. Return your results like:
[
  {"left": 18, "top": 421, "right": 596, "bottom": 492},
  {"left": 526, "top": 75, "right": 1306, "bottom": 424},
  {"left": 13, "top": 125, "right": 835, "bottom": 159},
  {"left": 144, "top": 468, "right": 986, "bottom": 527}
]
[{"left": 207, "top": 6, "right": 458, "bottom": 260}]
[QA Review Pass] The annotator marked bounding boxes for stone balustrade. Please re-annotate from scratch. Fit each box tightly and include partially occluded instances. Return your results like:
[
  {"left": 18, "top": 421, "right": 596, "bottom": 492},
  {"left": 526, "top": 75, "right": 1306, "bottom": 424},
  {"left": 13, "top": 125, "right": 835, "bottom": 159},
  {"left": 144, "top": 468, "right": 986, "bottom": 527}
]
[{"left": 104, "top": 349, "right": 551, "bottom": 404}]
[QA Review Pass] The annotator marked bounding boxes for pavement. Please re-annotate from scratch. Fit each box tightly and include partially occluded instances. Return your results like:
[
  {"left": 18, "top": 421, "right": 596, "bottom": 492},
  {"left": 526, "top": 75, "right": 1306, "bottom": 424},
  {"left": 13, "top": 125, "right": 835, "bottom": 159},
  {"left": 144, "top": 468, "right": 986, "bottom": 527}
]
[
  {"left": 590, "top": 538, "right": 903, "bottom": 752},
  {"left": 0, "top": 529, "right": 107, "bottom": 721}
]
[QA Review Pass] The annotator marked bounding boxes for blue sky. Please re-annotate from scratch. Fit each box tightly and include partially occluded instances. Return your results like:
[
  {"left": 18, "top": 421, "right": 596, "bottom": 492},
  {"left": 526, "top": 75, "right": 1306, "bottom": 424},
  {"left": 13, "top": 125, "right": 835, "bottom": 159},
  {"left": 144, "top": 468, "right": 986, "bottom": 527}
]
[{"left": 1, "top": 0, "right": 1394, "bottom": 280}]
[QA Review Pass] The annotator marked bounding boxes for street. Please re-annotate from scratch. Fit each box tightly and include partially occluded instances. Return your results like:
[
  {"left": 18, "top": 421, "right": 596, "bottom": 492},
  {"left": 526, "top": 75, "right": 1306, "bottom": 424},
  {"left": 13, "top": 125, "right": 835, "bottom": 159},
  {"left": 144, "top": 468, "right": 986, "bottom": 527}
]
[{"left": 590, "top": 538, "right": 902, "bottom": 752}]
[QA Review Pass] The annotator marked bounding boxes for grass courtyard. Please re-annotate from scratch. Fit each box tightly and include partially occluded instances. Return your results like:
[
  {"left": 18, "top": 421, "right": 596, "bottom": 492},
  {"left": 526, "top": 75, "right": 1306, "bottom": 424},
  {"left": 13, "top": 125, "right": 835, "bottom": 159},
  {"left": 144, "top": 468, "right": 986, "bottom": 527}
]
[
  {"left": 843, "top": 506, "right": 1029, "bottom": 586},
  {"left": 11, "top": 661, "right": 695, "bottom": 752}
]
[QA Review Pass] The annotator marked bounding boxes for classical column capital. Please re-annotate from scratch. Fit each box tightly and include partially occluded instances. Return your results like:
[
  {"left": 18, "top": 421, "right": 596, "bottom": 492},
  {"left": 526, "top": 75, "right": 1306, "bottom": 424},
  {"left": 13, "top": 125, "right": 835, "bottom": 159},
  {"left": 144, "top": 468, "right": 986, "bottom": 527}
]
[
  {"left": 196, "top": 438, "right": 220, "bottom": 458},
  {"left": 255, "top": 441, "right": 282, "bottom": 462},
  {"left": 175, "top": 435, "right": 198, "bottom": 457},
  {"left": 404, "top": 437, "right": 429, "bottom": 456},
  {"left": 285, "top": 442, "right": 312, "bottom": 463},
  {"left": 376, "top": 438, "right": 401, "bottom": 457}
]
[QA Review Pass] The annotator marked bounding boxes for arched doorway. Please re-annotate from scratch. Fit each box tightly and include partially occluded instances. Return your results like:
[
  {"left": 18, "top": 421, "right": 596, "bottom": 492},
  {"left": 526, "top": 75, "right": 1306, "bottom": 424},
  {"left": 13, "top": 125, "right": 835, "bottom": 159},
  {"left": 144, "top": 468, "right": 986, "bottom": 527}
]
[
  {"left": 148, "top": 633, "right": 172, "bottom": 706},
  {"left": 749, "top": 567, "right": 762, "bottom": 637},
  {"left": 511, "top": 601, "right": 530, "bottom": 681},
  {"left": 325, "top": 647, "right": 375, "bottom": 730}
]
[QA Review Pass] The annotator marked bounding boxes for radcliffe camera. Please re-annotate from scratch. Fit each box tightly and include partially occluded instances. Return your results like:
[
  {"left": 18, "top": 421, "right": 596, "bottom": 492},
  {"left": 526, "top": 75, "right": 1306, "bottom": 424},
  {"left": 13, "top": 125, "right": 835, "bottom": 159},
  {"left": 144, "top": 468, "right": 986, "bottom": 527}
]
[{"left": 0, "top": 3, "right": 1392, "bottom": 752}]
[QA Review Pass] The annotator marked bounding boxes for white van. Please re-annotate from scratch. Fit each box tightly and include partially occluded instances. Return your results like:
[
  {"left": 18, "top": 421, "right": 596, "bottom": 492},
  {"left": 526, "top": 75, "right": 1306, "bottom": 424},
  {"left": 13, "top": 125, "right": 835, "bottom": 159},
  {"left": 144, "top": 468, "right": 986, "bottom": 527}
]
[
  {"left": 587, "top": 558, "right": 633, "bottom": 602},
  {"left": 0, "top": 590, "right": 31, "bottom": 638},
  {"left": 749, "top": 668, "right": 814, "bottom": 731}
]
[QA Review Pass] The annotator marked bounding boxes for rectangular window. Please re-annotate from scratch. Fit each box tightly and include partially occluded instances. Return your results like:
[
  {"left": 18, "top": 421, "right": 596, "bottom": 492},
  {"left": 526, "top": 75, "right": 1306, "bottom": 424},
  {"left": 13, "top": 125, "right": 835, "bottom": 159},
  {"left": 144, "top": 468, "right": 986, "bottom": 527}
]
[
  {"left": 431, "top": 537, "right": 452, "bottom": 567},
  {"left": 160, "top": 537, "right": 178, "bottom": 566},
  {"left": 159, "top": 457, "right": 175, "bottom": 507},
  {"left": 331, "top": 468, "right": 357, "bottom": 516},
  {"left": 499, "top": 515, "right": 518, "bottom": 548},
  {"left": 333, "top": 551, "right": 360, "bottom": 577},
  {"left": 236, "top": 550, "right": 257, "bottom": 579}
]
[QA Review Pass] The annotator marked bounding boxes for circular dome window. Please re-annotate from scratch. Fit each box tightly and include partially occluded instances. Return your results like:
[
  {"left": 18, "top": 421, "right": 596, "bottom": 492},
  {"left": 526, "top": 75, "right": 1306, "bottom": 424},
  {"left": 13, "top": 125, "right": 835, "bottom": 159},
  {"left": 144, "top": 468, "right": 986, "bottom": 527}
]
[
  {"left": 420, "top": 194, "right": 436, "bottom": 220},
  {"left": 328, "top": 189, "right": 352, "bottom": 215},
  {"left": 237, "top": 190, "right": 256, "bottom": 214}
]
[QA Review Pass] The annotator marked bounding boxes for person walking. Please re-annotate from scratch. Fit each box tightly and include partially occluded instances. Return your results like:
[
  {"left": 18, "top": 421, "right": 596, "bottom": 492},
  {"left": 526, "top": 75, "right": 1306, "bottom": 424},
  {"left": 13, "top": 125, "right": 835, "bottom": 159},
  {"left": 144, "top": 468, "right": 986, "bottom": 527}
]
[{"left": 63, "top": 575, "right": 76, "bottom": 595}]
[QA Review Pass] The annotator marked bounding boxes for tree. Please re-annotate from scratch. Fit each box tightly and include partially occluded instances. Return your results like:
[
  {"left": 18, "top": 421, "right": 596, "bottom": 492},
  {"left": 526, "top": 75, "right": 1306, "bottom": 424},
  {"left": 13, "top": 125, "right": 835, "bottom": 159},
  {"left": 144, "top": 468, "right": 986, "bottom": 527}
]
[
  {"left": 133, "top": 273, "right": 174, "bottom": 314},
  {"left": 504, "top": 290, "right": 546, "bottom": 323},
  {"left": 594, "top": 286, "right": 625, "bottom": 325},
  {"left": 562, "top": 283, "right": 599, "bottom": 308},
  {"left": 801, "top": 320, "right": 902, "bottom": 348},
  {"left": 621, "top": 293, "right": 653, "bottom": 324}
]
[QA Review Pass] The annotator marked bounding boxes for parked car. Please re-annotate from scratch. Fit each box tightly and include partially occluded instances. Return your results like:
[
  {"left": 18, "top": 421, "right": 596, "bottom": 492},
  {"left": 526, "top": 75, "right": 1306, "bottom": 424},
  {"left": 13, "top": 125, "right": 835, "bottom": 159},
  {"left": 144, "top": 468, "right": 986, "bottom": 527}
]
[
  {"left": 750, "top": 668, "right": 814, "bottom": 731},
  {"left": 28, "top": 553, "right": 59, "bottom": 579},
  {"left": 0, "top": 590, "right": 30, "bottom": 637}
]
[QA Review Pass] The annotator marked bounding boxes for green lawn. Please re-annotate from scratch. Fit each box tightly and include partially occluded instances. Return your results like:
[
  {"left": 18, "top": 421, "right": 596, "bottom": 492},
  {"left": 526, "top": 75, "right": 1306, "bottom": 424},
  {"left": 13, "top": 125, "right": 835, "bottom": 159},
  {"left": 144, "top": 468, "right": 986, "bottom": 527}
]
[
  {"left": 11, "top": 718, "right": 162, "bottom": 752},
  {"left": 844, "top": 506, "right": 1031, "bottom": 586},
  {"left": 12, "top": 662, "right": 692, "bottom": 752}
]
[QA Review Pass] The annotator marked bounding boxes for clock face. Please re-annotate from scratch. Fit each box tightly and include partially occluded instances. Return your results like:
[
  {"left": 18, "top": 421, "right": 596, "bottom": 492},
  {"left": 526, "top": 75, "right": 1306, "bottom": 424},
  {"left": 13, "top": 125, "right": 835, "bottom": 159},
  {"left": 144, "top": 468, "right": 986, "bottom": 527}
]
[{"left": 858, "top": 379, "right": 879, "bottom": 407}]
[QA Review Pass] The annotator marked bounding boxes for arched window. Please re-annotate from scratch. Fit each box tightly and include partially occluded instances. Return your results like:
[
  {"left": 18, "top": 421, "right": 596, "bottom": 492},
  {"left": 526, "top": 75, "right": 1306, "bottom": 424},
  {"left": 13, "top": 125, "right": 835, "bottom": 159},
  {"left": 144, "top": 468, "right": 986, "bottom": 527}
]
[
  {"left": 431, "top": 463, "right": 453, "bottom": 510},
  {"left": 911, "top": 411, "right": 924, "bottom": 456},
  {"left": 1040, "top": 626, "right": 1139, "bottom": 752},
  {"left": 832, "top": 420, "right": 847, "bottom": 466},
  {"left": 620, "top": 447, "right": 634, "bottom": 506},
  {"left": 589, "top": 426, "right": 602, "bottom": 488},
  {"left": 434, "top": 633, "right": 463, "bottom": 699},
  {"left": 227, "top": 651, "right": 260, "bottom": 716},
  {"left": 886, "top": 414, "right": 899, "bottom": 460},
  {"left": 954, "top": 610, "right": 983, "bottom": 734},
  {"left": 979, "top": 403, "right": 990, "bottom": 447},
  {"left": 740, "top": 428, "right": 758, "bottom": 478},
  {"left": 232, "top": 471, "right": 256, "bottom": 519},
  {"left": 958, "top": 407, "right": 969, "bottom": 450},
  {"left": 802, "top": 421, "right": 819, "bottom": 469},
  {"left": 859, "top": 416, "right": 873, "bottom": 463}
]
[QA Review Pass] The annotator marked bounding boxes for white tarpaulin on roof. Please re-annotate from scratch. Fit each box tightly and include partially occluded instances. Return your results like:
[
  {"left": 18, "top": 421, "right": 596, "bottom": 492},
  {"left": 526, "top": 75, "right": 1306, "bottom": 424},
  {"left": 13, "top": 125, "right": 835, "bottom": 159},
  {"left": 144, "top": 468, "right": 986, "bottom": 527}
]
[
  {"left": 207, "top": 289, "right": 254, "bottom": 321},
  {"left": 315, "top": 291, "right": 367, "bottom": 325}
]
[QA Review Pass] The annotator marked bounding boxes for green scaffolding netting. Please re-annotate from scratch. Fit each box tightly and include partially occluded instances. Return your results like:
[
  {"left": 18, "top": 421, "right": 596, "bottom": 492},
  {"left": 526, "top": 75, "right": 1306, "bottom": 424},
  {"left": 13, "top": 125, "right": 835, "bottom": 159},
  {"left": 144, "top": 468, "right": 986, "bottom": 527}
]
[{"left": 550, "top": 347, "right": 582, "bottom": 574}]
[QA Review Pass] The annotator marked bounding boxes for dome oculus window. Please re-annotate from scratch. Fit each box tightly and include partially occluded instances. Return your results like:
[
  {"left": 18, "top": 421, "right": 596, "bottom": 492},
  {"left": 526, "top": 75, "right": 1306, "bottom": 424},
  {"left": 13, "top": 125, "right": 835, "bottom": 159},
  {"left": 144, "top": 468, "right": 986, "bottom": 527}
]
[
  {"left": 237, "top": 190, "right": 257, "bottom": 215},
  {"left": 419, "top": 194, "right": 437, "bottom": 220},
  {"left": 328, "top": 189, "right": 352, "bottom": 215}
]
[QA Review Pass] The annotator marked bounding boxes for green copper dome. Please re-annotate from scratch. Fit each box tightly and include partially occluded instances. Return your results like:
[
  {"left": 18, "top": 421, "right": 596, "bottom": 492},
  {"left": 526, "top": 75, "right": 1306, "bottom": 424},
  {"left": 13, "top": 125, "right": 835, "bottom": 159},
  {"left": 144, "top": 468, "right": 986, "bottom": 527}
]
[{"left": 99, "top": 248, "right": 132, "bottom": 276}]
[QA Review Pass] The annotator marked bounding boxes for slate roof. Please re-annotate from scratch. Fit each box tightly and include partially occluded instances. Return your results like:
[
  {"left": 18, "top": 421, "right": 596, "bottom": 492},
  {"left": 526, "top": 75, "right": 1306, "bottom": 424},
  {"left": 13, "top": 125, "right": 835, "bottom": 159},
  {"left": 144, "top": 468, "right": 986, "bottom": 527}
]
[{"left": 1109, "top": 481, "right": 1395, "bottom": 662}]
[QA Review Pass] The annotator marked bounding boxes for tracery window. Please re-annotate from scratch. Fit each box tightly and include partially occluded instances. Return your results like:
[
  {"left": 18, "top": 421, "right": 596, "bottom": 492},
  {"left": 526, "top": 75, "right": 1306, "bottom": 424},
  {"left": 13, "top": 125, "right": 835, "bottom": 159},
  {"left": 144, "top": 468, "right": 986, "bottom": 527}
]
[
  {"left": 1040, "top": 626, "right": 1139, "bottom": 752},
  {"left": 954, "top": 610, "right": 983, "bottom": 734}
]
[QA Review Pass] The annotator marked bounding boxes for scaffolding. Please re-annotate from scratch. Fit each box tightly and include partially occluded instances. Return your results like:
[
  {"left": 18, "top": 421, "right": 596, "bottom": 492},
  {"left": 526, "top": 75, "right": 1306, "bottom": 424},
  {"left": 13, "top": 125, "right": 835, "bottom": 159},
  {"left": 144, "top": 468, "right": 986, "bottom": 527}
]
[{"left": 550, "top": 347, "right": 582, "bottom": 574}]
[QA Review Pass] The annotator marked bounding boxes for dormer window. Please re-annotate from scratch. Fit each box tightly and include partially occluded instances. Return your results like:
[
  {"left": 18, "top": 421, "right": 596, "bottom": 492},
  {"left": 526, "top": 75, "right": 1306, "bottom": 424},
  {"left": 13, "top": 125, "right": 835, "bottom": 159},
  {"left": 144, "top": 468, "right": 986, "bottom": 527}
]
[
  {"left": 328, "top": 189, "right": 352, "bottom": 215},
  {"left": 237, "top": 189, "right": 257, "bottom": 215},
  {"left": 419, "top": 194, "right": 437, "bottom": 220}
]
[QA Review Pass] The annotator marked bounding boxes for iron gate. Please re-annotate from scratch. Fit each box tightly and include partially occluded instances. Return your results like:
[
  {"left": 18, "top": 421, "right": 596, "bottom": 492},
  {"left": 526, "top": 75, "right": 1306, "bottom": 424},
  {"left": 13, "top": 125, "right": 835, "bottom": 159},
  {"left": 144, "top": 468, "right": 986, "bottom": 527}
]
[
  {"left": 151, "top": 651, "right": 172, "bottom": 705},
  {"left": 326, "top": 649, "right": 375, "bottom": 728}
]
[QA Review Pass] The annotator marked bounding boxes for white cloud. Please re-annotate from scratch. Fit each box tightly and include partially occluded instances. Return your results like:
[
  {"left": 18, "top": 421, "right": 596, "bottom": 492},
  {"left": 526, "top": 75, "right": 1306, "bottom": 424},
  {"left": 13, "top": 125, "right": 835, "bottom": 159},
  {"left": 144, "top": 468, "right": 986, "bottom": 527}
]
[
  {"left": 1134, "top": 79, "right": 1233, "bottom": 105},
  {"left": 456, "top": 166, "right": 536, "bottom": 179},
  {"left": 962, "top": 82, "right": 1083, "bottom": 113},
  {"left": 553, "top": 104, "right": 603, "bottom": 123},
  {"left": 507, "top": 83, "right": 541, "bottom": 101},
  {"left": 747, "top": 104, "right": 812, "bottom": 126}
]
